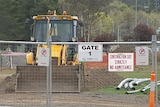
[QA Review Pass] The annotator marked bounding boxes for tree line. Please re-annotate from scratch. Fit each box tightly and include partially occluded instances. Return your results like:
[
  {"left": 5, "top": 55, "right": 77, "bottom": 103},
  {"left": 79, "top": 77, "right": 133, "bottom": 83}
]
[{"left": 0, "top": 0, "right": 159, "bottom": 41}]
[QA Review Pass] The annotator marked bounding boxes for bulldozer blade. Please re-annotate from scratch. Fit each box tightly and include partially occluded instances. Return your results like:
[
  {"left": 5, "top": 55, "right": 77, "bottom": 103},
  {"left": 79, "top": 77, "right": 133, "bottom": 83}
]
[{"left": 15, "top": 65, "right": 80, "bottom": 92}]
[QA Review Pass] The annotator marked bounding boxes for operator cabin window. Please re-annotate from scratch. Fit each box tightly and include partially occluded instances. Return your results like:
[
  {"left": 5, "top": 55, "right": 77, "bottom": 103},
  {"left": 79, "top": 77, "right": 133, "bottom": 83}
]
[
  {"left": 35, "top": 21, "right": 47, "bottom": 42},
  {"left": 50, "top": 21, "right": 73, "bottom": 42},
  {"left": 50, "top": 24, "right": 58, "bottom": 36}
]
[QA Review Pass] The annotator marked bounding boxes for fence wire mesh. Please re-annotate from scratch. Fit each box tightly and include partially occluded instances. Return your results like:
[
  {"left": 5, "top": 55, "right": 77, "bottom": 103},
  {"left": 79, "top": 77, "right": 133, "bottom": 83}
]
[{"left": 0, "top": 41, "right": 159, "bottom": 107}]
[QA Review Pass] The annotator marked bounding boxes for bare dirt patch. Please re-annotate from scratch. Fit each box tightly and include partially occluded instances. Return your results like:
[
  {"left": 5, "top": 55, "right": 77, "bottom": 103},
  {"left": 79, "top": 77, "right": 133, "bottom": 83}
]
[
  {"left": 0, "top": 92, "right": 150, "bottom": 107},
  {"left": 0, "top": 73, "right": 16, "bottom": 93},
  {"left": 84, "top": 68, "right": 124, "bottom": 91},
  {"left": 0, "top": 68, "right": 157, "bottom": 107}
]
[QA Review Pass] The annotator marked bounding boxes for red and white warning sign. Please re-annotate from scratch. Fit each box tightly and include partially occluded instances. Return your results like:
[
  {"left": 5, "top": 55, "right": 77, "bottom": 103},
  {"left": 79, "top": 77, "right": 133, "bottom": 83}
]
[
  {"left": 136, "top": 46, "right": 149, "bottom": 65},
  {"left": 108, "top": 53, "right": 134, "bottom": 72},
  {"left": 38, "top": 48, "right": 49, "bottom": 66},
  {"left": 41, "top": 49, "right": 47, "bottom": 56}
]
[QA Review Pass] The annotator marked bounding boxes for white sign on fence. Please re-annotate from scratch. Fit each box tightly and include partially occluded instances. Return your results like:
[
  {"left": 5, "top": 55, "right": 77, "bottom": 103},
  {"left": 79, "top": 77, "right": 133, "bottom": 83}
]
[
  {"left": 135, "top": 46, "right": 149, "bottom": 65},
  {"left": 78, "top": 43, "right": 103, "bottom": 62},
  {"left": 108, "top": 53, "right": 134, "bottom": 72},
  {"left": 38, "top": 48, "right": 49, "bottom": 66}
]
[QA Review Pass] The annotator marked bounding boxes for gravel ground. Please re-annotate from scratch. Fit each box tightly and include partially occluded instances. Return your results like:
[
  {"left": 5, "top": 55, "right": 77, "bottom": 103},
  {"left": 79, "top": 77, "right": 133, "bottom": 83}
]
[{"left": 0, "top": 92, "right": 151, "bottom": 107}]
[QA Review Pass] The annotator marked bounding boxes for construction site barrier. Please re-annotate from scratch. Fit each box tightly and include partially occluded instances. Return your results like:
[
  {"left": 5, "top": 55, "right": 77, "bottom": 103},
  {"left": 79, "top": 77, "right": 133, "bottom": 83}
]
[{"left": 150, "top": 71, "right": 156, "bottom": 107}]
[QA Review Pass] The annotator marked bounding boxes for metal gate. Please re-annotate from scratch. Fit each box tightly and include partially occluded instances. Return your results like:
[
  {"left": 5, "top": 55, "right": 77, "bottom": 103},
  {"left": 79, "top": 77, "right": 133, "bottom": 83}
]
[{"left": 0, "top": 35, "right": 159, "bottom": 107}]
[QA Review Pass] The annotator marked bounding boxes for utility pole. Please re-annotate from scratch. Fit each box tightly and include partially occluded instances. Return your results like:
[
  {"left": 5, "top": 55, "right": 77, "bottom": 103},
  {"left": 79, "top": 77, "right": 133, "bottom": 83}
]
[
  {"left": 135, "top": 0, "right": 138, "bottom": 27},
  {"left": 155, "top": 0, "right": 159, "bottom": 13},
  {"left": 99, "top": 19, "right": 102, "bottom": 36},
  {"left": 155, "top": 0, "right": 159, "bottom": 30},
  {"left": 112, "top": 20, "right": 115, "bottom": 33}
]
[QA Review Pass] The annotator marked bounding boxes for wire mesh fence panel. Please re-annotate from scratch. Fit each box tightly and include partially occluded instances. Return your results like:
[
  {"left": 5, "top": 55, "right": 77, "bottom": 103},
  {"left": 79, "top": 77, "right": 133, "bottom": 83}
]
[{"left": 0, "top": 41, "right": 159, "bottom": 107}]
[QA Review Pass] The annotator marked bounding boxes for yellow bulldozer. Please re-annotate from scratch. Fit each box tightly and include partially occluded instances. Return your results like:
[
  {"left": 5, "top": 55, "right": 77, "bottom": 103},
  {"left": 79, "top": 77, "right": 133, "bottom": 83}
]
[{"left": 16, "top": 10, "right": 83, "bottom": 92}]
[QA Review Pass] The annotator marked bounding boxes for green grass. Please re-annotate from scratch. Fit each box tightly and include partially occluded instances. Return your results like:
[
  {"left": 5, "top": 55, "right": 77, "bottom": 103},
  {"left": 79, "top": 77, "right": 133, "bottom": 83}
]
[
  {"left": 96, "top": 65, "right": 160, "bottom": 96},
  {"left": 117, "top": 65, "right": 154, "bottom": 78},
  {"left": 98, "top": 82, "right": 151, "bottom": 95},
  {"left": 98, "top": 86, "right": 125, "bottom": 94},
  {"left": 117, "top": 71, "right": 150, "bottom": 78}
]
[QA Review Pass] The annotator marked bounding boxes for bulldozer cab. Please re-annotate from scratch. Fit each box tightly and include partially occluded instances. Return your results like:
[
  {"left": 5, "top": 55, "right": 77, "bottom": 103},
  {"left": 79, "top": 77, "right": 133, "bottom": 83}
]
[{"left": 32, "top": 12, "right": 78, "bottom": 42}]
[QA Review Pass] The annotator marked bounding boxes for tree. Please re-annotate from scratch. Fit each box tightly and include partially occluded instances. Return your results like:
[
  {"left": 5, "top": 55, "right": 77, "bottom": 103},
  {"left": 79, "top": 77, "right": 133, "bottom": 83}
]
[
  {"left": 58, "top": 0, "right": 112, "bottom": 41},
  {"left": 109, "top": 1, "right": 135, "bottom": 34},
  {"left": 0, "top": 0, "right": 59, "bottom": 41},
  {"left": 122, "top": 35, "right": 133, "bottom": 41},
  {"left": 94, "top": 33, "right": 116, "bottom": 42},
  {"left": 92, "top": 12, "right": 113, "bottom": 36},
  {"left": 0, "top": 0, "right": 25, "bottom": 40},
  {"left": 134, "top": 23, "right": 155, "bottom": 41}
]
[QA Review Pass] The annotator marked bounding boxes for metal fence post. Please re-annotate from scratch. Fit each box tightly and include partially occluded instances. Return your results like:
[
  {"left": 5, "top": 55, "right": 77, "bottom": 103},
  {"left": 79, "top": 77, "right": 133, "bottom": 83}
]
[
  {"left": 46, "top": 16, "right": 52, "bottom": 107},
  {"left": 150, "top": 35, "right": 158, "bottom": 107},
  {"left": 0, "top": 52, "right": 2, "bottom": 71}
]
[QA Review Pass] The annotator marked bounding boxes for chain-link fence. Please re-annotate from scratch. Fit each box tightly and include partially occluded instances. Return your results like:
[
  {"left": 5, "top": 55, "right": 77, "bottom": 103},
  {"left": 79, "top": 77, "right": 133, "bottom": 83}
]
[{"left": 0, "top": 40, "right": 159, "bottom": 107}]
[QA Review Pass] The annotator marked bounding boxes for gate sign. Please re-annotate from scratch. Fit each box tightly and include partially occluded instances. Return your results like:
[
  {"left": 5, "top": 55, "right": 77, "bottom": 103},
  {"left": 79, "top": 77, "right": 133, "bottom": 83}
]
[
  {"left": 38, "top": 48, "right": 49, "bottom": 66},
  {"left": 136, "top": 46, "right": 149, "bottom": 65},
  {"left": 78, "top": 43, "right": 103, "bottom": 62},
  {"left": 108, "top": 53, "right": 134, "bottom": 72}
]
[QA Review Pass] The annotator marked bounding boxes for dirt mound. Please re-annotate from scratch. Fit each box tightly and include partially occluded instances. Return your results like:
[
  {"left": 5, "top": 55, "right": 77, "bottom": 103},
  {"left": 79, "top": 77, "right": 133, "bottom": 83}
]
[
  {"left": 0, "top": 74, "right": 17, "bottom": 93},
  {"left": 84, "top": 68, "right": 124, "bottom": 91}
]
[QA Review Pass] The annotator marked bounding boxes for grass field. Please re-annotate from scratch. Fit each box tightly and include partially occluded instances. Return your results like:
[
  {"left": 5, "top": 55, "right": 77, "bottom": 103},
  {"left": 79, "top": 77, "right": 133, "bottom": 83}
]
[{"left": 97, "top": 65, "right": 160, "bottom": 99}]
